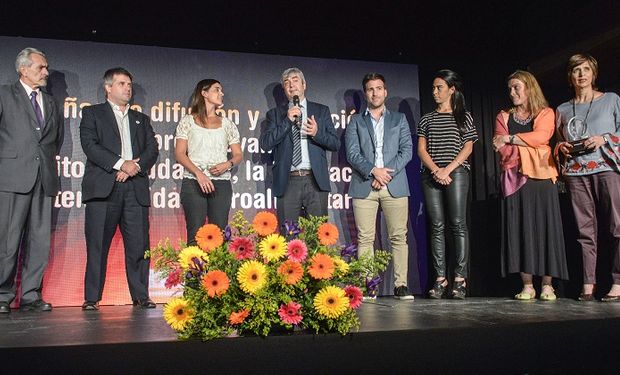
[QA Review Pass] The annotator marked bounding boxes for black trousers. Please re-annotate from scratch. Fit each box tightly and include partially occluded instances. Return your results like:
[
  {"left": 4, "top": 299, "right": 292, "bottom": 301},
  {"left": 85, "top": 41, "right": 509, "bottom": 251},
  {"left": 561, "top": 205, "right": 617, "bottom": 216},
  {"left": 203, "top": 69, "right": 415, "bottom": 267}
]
[
  {"left": 422, "top": 167, "right": 470, "bottom": 279},
  {"left": 84, "top": 181, "right": 150, "bottom": 302},
  {"left": 276, "top": 174, "right": 328, "bottom": 232},
  {"left": 180, "top": 178, "right": 232, "bottom": 246}
]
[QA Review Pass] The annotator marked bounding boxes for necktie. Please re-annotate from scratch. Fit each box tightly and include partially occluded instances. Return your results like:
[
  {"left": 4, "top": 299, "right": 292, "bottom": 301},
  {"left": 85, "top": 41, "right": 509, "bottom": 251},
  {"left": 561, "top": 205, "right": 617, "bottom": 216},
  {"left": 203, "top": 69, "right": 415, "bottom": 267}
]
[
  {"left": 291, "top": 111, "right": 302, "bottom": 167},
  {"left": 30, "top": 91, "right": 45, "bottom": 128}
]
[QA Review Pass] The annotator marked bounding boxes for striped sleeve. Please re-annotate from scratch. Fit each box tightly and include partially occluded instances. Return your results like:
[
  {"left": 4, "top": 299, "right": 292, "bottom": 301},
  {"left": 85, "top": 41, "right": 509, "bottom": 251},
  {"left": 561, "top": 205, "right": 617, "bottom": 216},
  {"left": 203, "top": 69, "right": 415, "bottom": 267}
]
[{"left": 462, "top": 112, "right": 478, "bottom": 143}]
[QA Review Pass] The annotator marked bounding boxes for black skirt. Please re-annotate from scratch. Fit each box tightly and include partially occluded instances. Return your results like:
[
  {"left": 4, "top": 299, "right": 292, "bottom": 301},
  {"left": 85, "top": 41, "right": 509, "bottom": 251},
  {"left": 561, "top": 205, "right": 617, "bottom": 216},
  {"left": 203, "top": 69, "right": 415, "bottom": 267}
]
[{"left": 501, "top": 178, "right": 569, "bottom": 279}]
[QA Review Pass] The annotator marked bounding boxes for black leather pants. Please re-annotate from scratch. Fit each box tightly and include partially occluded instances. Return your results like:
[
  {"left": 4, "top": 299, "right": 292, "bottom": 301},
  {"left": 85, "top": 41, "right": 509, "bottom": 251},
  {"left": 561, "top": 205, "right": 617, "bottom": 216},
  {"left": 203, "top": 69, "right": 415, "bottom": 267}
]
[{"left": 422, "top": 167, "right": 470, "bottom": 278}]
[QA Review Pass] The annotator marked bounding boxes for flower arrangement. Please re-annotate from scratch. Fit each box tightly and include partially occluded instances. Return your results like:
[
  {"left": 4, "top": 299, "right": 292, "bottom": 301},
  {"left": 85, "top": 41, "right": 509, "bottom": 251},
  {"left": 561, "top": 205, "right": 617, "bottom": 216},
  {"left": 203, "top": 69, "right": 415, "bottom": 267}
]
[{"left": 147, "top": 210, "right": 391, "bottom": 340}]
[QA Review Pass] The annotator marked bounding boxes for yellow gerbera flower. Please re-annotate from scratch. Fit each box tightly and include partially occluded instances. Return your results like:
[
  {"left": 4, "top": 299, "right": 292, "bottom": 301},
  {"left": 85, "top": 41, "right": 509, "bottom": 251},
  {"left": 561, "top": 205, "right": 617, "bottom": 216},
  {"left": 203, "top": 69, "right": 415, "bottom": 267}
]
[
  {"left": 314, "top": 286, "right": 349, "bottom": 319},
  {"left": 237, "top": 260, "right": 268, "bottom": 294},
  {"left": 178, "top": 246, "right": 208, "bottom": 269},
  {"left": 163, "top": 298, "right": 193, "bottom": 331},
  {"left": 259, "top": 234, "right": 287, "bottom": 262},
  {"left": 333, "top": 257, "right": 350, "bottom": 274}
]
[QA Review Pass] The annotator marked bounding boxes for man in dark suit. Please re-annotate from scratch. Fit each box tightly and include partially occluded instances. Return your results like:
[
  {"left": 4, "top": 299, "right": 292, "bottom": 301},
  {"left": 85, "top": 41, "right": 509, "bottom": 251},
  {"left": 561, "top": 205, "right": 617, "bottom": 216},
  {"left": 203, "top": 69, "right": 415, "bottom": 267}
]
[
  {"left": 80, "top": 67, "right": 158, "bottom": 310},
  {"left": 260, "top": 68, "right": 340, "bottom": 227},
  {"left": 345, "top": 73, "right": 413, "bottom": 300},
  {"left": 0, "top": 47, "right": 63, "bottom": 314}
]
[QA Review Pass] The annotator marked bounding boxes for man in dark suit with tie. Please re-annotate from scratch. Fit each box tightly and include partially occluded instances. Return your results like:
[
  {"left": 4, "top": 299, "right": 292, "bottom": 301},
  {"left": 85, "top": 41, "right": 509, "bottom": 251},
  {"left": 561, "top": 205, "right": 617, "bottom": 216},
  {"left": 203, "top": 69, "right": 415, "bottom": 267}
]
[
  {"left": 0, "top": 47, "right": 64, "bottom": 314},
  {"left": 80, "top": 67, "right": 158, "bottom": 310},
  {"left": 260, "top": 68, "right": 340, "bottom": 227}
]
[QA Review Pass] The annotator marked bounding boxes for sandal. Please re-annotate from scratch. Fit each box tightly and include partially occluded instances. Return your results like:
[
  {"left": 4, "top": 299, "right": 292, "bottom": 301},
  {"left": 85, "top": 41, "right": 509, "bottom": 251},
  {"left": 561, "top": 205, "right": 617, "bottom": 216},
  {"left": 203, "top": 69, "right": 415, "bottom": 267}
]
[
  {"left": 540, "top": 285, "right": 557, "bottom": 301},
  {"left": 515, "top": 284, "right": 536, "bottom": 300},
  {"left": 452, "top": 280, "right": 467, "bottom": 300},
  {"left": 428, "top": 279, "right": 447, "bottom": 299}
]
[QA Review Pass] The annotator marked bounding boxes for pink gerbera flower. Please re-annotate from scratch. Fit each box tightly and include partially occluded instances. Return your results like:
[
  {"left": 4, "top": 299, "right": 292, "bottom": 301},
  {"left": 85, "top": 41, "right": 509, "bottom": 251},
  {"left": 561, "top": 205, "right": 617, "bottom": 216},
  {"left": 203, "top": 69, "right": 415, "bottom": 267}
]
[
  {"left": 344, "top": 285, "right": 363, "bottom": 309},
  {"left": 287, "top": 239, "right": 308, "bottom": 262},
  {"left": 228, "top": 237, "right": 255, "bottom": 260},
  {"left": 278, "top": 301, "right": 303, "bottom": 325},
  {"left": 164, "top": 268, "right": 183, "bottom": 289}
]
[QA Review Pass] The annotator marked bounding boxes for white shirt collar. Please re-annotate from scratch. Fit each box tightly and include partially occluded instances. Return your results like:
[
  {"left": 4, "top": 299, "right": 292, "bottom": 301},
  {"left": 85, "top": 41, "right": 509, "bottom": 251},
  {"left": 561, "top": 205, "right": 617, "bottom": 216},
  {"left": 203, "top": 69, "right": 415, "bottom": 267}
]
[
  {"left": 364, "top": 106, "right": 387, "bottom": 118},
  {"left": 107, "top": 100, "right": 129, "bottom": 116},
  {"left": 19, "top": 79, "right": 40, "bottom": 98}
]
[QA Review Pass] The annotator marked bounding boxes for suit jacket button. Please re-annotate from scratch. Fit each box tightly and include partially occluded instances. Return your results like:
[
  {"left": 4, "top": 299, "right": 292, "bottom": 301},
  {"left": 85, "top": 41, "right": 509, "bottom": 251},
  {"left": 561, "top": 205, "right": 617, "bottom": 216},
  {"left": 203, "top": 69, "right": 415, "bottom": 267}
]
[
  {"left": 35, "top": 156, "right": 40, "bottom": 160},
  {"left": 36, "top": 127, "right": 41, "bottom": 131}
]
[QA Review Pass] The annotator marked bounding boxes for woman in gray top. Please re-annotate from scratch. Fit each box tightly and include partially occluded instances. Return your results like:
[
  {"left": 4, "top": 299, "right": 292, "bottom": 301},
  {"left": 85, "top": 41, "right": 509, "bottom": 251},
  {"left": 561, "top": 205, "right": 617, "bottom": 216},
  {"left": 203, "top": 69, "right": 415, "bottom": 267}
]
[{"left": 556, "top": 53, "right": 620, "bottom": 302}]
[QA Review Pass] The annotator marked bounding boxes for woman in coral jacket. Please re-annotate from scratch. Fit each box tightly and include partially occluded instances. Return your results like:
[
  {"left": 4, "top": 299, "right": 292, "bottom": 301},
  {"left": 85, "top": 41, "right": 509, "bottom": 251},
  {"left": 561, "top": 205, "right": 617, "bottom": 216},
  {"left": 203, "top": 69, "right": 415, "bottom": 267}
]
[{"left": 493, "top": 70, "right": 568, "bottom": 301}]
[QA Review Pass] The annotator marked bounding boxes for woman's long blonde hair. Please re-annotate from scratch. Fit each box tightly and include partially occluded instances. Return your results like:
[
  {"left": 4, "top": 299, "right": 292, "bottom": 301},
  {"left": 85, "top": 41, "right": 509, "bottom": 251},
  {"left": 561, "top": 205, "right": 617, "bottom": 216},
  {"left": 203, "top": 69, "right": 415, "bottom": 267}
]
[{"left": 507, "top": 70, "right": 548, "bottom": 117}]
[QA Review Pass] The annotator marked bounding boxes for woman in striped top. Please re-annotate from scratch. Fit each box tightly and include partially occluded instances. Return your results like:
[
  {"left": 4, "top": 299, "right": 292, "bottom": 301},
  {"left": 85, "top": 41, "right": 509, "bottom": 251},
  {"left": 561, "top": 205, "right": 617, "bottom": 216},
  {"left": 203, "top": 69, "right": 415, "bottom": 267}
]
[{"left": 418, "top": 70, "right": 477, "bottom": 299}]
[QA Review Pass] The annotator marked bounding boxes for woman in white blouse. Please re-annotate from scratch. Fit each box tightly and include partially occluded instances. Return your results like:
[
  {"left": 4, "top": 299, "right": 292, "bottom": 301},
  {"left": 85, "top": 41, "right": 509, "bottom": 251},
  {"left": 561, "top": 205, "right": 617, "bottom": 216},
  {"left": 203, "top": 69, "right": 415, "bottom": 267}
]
[{"left": 174, "top": 79, "right": 242, "bottom": 245}]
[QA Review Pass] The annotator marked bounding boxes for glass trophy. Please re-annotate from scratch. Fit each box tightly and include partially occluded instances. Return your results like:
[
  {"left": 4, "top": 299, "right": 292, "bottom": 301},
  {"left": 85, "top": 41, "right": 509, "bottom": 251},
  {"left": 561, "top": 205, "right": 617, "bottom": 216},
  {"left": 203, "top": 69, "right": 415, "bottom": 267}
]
[{"left": 566, "top": 116, "right": 592, "bottom": 156}]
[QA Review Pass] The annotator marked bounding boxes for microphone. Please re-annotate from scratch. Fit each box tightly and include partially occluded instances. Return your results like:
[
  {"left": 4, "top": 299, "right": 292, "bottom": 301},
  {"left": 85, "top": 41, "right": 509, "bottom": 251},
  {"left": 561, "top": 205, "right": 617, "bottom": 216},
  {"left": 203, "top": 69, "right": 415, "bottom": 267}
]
[{"left": 292, "top": 95, "right": 301, "bottom": 126}]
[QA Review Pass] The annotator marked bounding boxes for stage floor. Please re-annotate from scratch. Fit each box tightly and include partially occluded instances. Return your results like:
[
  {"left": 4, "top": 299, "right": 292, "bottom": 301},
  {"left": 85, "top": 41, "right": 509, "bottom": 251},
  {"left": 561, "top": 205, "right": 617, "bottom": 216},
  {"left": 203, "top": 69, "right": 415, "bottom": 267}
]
[
  {"left": 2, "top": 297, "right": 620, "bottom": 347},
  {"left": 2, "top": 298, "right": 620, "bottom": 373}
]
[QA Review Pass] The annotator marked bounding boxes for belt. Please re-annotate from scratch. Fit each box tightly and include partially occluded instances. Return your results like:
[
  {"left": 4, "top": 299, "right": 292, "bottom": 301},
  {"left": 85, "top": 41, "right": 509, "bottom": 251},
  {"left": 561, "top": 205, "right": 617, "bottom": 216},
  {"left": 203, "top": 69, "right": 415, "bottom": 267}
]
[{"left": 290, "top": 169, "right": 312, "bottom": 176}]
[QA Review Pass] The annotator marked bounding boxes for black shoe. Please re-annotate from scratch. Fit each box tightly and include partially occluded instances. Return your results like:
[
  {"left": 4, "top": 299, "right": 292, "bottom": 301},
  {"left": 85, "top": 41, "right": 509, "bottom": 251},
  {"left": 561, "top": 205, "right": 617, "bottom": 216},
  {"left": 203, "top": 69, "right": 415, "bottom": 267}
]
[
  {"left": 428, "top": 280, "right": 447, "bottom": 299},
  {"left": 20, "top": 299, "right": 52, "bottom": 312},
  {"left": 133, "top": 298, "right": 156, "bottom": 308},
  {"left": 81, "top": 301, "right": 99, "bottom": 310},
  {"left": 578, "top": 293, "right": 595, "bottom": 302},
  {"left": 0, "top": 301, "right": 10, "bottom": 314},
  {"left": 601, "top": 295, "right": 620, "bottom": 302},
  {"left": 394, "top": 286, "right": 414, "bottom": 300},
  {"left": 452, "top": 280, "right": 467, "bottom": 300}
]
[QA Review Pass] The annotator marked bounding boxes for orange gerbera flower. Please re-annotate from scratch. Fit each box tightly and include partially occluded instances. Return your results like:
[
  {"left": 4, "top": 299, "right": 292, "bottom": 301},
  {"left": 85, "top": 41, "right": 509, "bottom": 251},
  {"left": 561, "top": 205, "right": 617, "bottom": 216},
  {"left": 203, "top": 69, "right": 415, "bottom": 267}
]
[
  {"left": 308, "top": 253, "right": 335, "bottom": 280},
  {"left": 252, "top": 211, "right": 278, "bottom": 236},
  {"left": 201, "top": 270, "right": 230, "bottom": 298},
  {"left": 229, "top": 309, "right": 250, "bottom": 325},
  {"left": 317, "top": 223, "right": 339, "bottom": 246},
  {"left": 277, "top": 260, "right": 304, "bottom": 285},
  {"left": 195, "top": 224, "right": 224, "bottom": 252}
]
